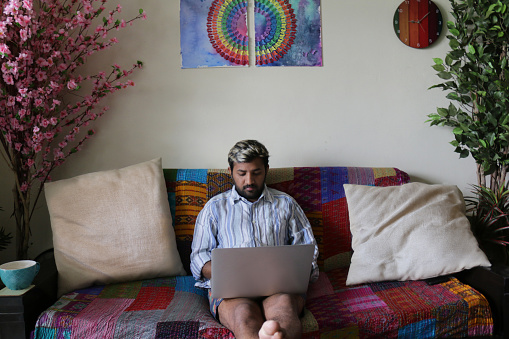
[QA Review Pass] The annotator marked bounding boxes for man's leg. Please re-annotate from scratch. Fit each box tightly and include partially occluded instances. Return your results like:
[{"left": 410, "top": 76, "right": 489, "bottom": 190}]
[
  {"left": 259, "top": 293, "right": 305, "bottom": 339},
  {"left": 217, "top": 298, "right": 265, "bottom": 339}
]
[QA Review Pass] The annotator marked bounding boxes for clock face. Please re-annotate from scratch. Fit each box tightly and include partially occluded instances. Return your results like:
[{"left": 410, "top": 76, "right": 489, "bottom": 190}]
[{"left": 393, "top": 0, "right": 443, "bottom": 48}]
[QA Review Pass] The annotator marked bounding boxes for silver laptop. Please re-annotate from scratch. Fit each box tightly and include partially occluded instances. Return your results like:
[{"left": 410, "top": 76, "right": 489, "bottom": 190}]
[{"left": 211, "top": 244, "right": 314, "bottom": 299}]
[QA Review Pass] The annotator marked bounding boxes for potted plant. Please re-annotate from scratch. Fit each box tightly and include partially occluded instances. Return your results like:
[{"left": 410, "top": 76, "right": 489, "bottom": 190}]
[
  {"left": 0, "top": 1, "right": 146, "bottom": 260},
  {"left": 427, "top": 0, "right": 509, "bottom": 261}
]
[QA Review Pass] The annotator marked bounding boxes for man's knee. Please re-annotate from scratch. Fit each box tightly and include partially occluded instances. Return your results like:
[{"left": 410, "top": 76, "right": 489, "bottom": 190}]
[
  {"left": 218, "top": 299, "right": 263, "bottom": 329},
  {"left": 263, "top": 293, "right": 304, "bottom": 314}
]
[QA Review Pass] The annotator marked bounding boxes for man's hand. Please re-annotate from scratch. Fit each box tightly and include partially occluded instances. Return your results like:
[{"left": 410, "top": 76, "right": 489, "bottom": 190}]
[{"left": 202, "top": 261, "right": 212, "bottom": 280}]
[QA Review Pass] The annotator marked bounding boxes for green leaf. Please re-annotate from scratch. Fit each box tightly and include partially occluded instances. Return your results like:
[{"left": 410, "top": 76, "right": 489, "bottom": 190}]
[
  {"left": 449, "top": 39, "right": 461, "bottom": 49},
  {"left": 447, "top": 92, "right": 461, "bottom": 100},
  {"left": 433, "top": 58, "right": 444, "bottom": 65},
  {"left": 450, "top": 28, "right": 460, "bottom": 36},
  {"left": 445, "top": 54, "right": 454, "bottom": 66},
  {"left": 460, "top": 149, "right": 470, "bottom": 158},
  {"left": 139, "top": 8, "right": 144, "bottom": 14},
  {"left": 437, "top": 108, "right": 449, "bottom": 117},
  {"left": 438, "top": 71, "right": 453, "bottom": 79},
  {"left": 433, "top": 64, "right": 446, "bottom": 72},
  {"left": 453, "top": 127, "right": 464, "bottom": 135},
  {"left": 467, "top": 44, "right": 476, "bottom": 54}
]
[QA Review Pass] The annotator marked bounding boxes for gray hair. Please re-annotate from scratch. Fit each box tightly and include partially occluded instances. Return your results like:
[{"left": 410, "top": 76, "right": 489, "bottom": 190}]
[{"left": 228, "top": 140, "right": 270, "bottom": 170}]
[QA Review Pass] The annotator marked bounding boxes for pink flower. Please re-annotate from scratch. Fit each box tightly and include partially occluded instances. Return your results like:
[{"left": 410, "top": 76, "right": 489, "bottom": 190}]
[
  {"left": 0, "top": 43, "right": 10, "bottom": 57},
  {"left": 20, "top": 182, "right": 29, "bottom": 192},
  {"left": 3, "top": 73, "right": 14, "bottom": 85},
  {"left": 35, "top": 70, "right": 47, "bottom": 81},
  {"left": 67, "top": 79, "right": 78, "bottom": 90}
]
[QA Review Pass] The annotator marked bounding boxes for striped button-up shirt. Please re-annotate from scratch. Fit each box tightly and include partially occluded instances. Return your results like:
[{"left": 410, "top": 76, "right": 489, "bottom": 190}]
[{"left": 190, "top": 185, "right": 319, "bottom": 289}]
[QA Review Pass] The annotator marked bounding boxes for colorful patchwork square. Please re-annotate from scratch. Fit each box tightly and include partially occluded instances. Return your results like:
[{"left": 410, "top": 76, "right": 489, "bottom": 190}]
[
  {"left": 306, "top": 293, "right": 358, "bottom": 333},
  {"left": 175, "top": 181, "right": 207, "bottom": 237},
  {"left": 207, "top": 171, "right": 232, "bottom": 199},
  {"left": 98, "top": 280, "right": 142, "bottom": 299},
  {"left": 293, "top": 167, "right": 321, "bottom": 213},
  {"left": 376, "top": 286, "right": 433, "bottom": 326},
  {"left": 175, "top": 276, "right": 207, "bottom": 297},
  {"left": 347, "top": 167, "right": 376, "bottom": 187},
  {"left": 73, "top": 298, "right": 133, "bottom": 339},
  {"left": 398, "top": 319, "right": 436, "bottom": 338},
  {"left": 321, "top": 167, "right": 349, "bottom": 203},
  {"left": 176, "top": 169, "right": 208, "bottom": 184},
  {"left": 353, "top": 306, "right": 399, "bottom": 338},
  {"left": 125, "top": 287, "right": 175, "bottom": 311},
  {"left": 114, "top": 309, "right": 165, "bottom": 338},
  {"left": 198, "top": 327, "right": 234, "bottom": 339},
  {"left": 337, "top": 286, "right": 388, "bottom": 313},
  {"left": 369, "top": 280, "right": 405, "bottom": 292},
  {"left": 142, "top": 276, "right": 177, "bottom": 288},
  {"left": 266, "top": 167, "right": 294, "bottom": 184},
  {"left": 323, "top": 197, "right": 351, "bottom": 259},
  {"left": 155, "top": 321, "right": 200, "bottom": 339},
  {"left": 407, "top": 280, "right": 459, "bottom": 306},
  {"left": 74, "top": 285, "right": 104, "bottom": 296}
]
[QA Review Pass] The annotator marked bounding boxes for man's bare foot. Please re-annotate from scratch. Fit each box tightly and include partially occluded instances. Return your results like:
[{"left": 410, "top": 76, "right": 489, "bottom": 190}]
[{"left": 259, "top": 320, "right": 284, "bottom": 339}]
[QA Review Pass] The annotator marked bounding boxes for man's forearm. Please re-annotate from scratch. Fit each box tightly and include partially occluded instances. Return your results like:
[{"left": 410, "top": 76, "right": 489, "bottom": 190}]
[{"left": 202, "top": 261, "right": 212, "bottom": 280}]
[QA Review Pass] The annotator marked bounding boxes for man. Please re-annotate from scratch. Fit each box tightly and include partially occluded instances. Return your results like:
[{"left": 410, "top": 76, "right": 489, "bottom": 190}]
[{"left": 191, "top": 140, "right": 319, "bottom": 339}]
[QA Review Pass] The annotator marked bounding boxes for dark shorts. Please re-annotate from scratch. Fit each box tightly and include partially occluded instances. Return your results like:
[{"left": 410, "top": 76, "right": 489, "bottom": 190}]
[{"left": 207, "top": 289, "right": 307, "bottom": 320}]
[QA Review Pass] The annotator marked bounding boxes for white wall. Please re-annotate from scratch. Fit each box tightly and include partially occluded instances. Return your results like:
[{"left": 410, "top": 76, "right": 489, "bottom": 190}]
[{"left": 0, "top": 0, "right": 477, "bottom": 262}]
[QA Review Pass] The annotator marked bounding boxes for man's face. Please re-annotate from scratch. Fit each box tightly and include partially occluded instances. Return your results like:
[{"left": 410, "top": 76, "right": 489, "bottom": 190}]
[{"left": 229, "top": 158, "right": 268, "bottom": 202}]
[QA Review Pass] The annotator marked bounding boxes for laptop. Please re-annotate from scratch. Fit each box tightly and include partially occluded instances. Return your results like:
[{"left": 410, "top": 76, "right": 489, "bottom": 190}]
[{"left": 210, "top": 244, "right": 314, "bottom": 299}]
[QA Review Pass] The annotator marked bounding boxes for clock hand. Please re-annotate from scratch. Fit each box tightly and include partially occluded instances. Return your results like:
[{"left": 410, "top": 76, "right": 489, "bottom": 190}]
[{"left": 418, "top": 12, "right": 430, "bottom": 23}]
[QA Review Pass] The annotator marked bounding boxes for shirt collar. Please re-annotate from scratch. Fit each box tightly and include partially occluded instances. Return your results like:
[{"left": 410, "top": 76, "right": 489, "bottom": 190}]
[{"left": 229, "top": 184, "right": 274, "bottom": 205}]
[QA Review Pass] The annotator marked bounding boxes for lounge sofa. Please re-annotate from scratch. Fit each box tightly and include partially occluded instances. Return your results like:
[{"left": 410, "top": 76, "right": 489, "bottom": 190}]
[{"left": 31, "top": 163, "right": 501, "bottom": 338}]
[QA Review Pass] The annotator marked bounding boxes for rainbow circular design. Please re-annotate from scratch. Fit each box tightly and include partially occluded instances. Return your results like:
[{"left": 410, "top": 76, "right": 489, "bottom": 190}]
[
  {"left": 207, "top": 0, "right": 297, "bottom": 66},
  {"left": 207, "top": 0, "right": 249, "bottom": 65},
  {"left": 254, "top": 0, "right": 296, "bottom": 65}
]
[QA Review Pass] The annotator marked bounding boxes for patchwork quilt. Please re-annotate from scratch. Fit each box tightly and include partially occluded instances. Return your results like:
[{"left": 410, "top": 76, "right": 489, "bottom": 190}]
[{"left": 33, "top": 167, "right": 493, "bottom": 338}]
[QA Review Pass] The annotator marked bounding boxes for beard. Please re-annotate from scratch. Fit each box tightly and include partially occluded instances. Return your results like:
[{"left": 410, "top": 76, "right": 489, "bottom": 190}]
[{"left": 234, "top": 182, "right": 265, "bottom": 201}]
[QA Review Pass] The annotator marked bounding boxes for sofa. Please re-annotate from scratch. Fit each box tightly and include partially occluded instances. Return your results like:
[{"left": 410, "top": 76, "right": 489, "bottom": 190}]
[{"left": 31, "top": 161, "right": 501, "bottom": 338}]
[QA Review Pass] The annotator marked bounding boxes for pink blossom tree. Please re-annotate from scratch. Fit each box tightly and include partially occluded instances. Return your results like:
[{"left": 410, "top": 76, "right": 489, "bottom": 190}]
[{"left": 0, "top": 0, "right": 146, "bottom": 259}]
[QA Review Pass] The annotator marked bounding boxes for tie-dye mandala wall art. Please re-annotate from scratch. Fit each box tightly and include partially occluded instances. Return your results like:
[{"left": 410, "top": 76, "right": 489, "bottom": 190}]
[
  {"left": 254, "top": 0, "right": 322, "bottom": 67},
  {"left": 180, "top": 0, "right": 322, "bottom": 68}
]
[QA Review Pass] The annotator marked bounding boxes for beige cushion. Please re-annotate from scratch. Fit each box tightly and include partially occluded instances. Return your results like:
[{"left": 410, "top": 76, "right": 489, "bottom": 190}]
[
  {"left": 45, "top": 158, "right": 186, "bottom": 296},
  {"left": 344, "top": 182, "right": 491, "bottom": 286}
]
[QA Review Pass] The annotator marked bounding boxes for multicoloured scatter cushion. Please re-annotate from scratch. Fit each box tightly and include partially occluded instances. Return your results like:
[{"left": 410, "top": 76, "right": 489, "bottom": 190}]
[{"left": 34, "top": 167, "right": 493, "bottom": 338}]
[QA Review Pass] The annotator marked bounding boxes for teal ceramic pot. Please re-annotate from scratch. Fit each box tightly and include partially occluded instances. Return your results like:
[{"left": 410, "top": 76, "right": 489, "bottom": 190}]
[{"left": 0, "top": 260, "right": 40, "bottom": 290}]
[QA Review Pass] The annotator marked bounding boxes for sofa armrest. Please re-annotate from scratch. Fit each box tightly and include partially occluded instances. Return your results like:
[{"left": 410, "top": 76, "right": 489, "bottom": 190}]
[
  {"left": 24, "top": 249, "right": 58, "bottom": 335},
  {"left": 455, "top": 265, "right": 509, "bottom": 338},
  {"left": 33, "top": 248, "right": 58, "bottom": 303}
]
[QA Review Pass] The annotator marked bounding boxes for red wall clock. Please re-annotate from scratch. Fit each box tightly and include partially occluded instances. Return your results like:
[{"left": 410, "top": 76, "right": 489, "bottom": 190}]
[{"left": 393, "top": 0, "right": 443, "bottom": 49}]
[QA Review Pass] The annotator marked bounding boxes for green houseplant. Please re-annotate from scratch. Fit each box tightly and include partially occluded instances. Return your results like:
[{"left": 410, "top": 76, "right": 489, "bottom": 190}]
[{"left": 427, "top": 0, "right": 509, "bottom": 260}]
